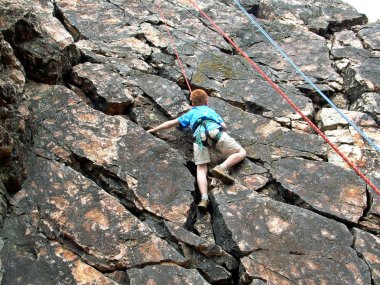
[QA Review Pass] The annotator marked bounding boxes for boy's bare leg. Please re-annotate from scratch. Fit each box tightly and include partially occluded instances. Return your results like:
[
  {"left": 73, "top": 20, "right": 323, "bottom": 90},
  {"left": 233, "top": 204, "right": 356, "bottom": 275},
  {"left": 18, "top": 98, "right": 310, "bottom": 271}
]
[
  {"left": 221, "top": 148, "right": 246, "bottom": 170},
  {"left": 197, "top": 163, "right": 208, "bottom": 198}
]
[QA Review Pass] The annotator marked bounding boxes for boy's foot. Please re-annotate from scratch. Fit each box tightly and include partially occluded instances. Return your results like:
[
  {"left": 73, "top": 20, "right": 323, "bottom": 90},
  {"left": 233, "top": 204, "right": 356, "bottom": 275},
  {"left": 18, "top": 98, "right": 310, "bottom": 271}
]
[
  {"left": 211, "top": 165, "right": 235, "bottom": 184},
  {"left": 197, "top": 199, "right": 209, "bottom": 209}
]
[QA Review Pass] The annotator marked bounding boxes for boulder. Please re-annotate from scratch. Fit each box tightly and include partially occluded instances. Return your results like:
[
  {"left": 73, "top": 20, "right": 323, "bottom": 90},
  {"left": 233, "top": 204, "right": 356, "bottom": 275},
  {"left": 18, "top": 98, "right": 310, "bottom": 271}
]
[
  {"left": 350, "top": 92, "right": 380, "bottom": 123},
  {"left": 27, "top": 84, "right": 195, "bottom": 224},
  {"left": 0, "top": 0, "right": 32, "bottom": 31},
  {"left": 271, "top": 158, "right": 366, "bottom": 223},
  {"left": 240, "top": 250, "right": 370, "bottom": 285},
  {"left": 0, "top": 30, "right": 27, "bottom": 219},
  {"left": 219, "top": 76, "right": 314, "bottom": 124},
  {"left": 75, "top": 39, "right": 152, "bottom": 73},
  {"left": 344, "top": 58, "right": 380, "bottom": 101},
  {"left": 54, "top": 0, "right": 141, "bottom": 42},
  {"left": 359, "top": 174, "right": 380, "bottom": 234},
  {"left": 71, "top": 63, "right": 135, "bottom": 115},
  {"left": 357, "top": 22, "right": 380, "bottom": 51},
  {"left": 353, "top": 228, "right": 380, "bottom": 284},
  {"left": 3, "top": 1, "right": 80, "bottom": 84},
  {"left": 20, "top": 156, "right": 187, "bottom": 270},
  {"left": 211, "top": 191, "right": 370, "bottom": 284},
  {"left": 134, "top": 73, "right": 190, "bottom": 118},
  {"left": 317, "top": 107, "right": 377, "bottom": 130},
  {"left": 255, "top": 0, "right": 367, "bottom": 34},
  {"left": 127, "top": 264, "right": 210, "bottom": 285},
  {"left": 0, "top": 214, "right": 120, "bottom": 284}
]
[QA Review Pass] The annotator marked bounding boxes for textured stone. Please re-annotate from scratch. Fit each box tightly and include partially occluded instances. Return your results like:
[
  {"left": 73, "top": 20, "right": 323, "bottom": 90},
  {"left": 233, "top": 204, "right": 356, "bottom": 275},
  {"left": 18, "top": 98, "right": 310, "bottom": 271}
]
[
  {"left": 353, "top": 228, "right": 380, "bottom": 284},
  {"left": 255, "top": 0, "right": 366, "bottom": 33},
  {"left": 0, "top": 213, "right": 120, "bottom": 284},
  {"left": 3, "top": 1, "right": 80, "bottom": 84},
  {"left": 0, "top": 31, "right": 27, "bottom": 209},
  {"left": 71, "top": 63, "right": 134, "bottom": 115},
  {"left": 127, "top": 264, "right": 209, "bottom": 285},
  {"left": 21, "top": 156, "right": 187, "bottom": 270},
  {"left": 1, "top": 0, "right": 380, "bottom": 283},
  {"left": 326, "top": 143, "right": 380, "bottom": 174},
  {"left": 0, "top": 0, "right": 32, "bottom": 31},
  {"left": 206, "top": 97, "right": 325, "bottom": 164},
  {"left": 134, "top": 73, "right": 190, "bottom": 118},
  {"left": 54, "top": 0, "right": 141, "bottom": 42},
  {"left": 350, "top": 92, "right": 380, "bottom": 122},
  {"left": 27, "top": 84, "right": 194, "bottom": 224},
  {"left": 358, "top": 22, "right": 380, "bottom": 51},
  {"left": 212, "top": 193, "right": 370, "bottom": 283},
  {"left": 272, "top": 158, "right": 366, "bottom": 223},
  {"left": 331, "top": 30, "right": 363, "bottom": 49},
  {"left": 75, "top": 39, "right": 152, "bottom": 73},
  {"left": 214, "top": 192, "right": 340, "bottom": 255},
  {"left": 360, "top": 174, "right": 380, "bottom": 234},
  {"left": 240, "top": 250, "right": 370, "bottom": 285},
  {"left": 245, "top": 24, "right": 341, "bottom": 91},
  {"left": 345, "top": 58, "right": 380, "bottom": 101},
  {"left": 219, "top": 76, "right": 314, "bottom": 122},
  {"left": 317, "top": 107, "right": 377, "bottom": 130}
]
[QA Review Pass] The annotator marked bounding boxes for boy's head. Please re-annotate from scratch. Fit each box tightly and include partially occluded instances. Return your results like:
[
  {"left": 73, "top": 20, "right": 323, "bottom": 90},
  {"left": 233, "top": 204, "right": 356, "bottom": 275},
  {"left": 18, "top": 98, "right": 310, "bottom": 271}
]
[{"left": 190, "top": 89, "right": 208, "bottom": 106}]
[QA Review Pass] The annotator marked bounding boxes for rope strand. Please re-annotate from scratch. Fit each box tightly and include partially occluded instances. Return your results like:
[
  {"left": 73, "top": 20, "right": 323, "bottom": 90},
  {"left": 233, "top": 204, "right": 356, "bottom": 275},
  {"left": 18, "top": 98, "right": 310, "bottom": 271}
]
[{"left": 156, "top": 3, "right": 192, "bottom": 93}]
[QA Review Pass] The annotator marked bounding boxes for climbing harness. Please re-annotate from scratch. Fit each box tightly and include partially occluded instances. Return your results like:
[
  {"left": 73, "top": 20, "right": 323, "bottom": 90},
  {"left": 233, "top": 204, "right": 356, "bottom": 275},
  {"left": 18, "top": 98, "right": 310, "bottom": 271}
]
[
  {"left": 232, "top": 0, "right": 380, "bottom": 154},
  {"left": 156, "top": 0, "right": 380, "bottom": 195},
  {"left": 192, "top": 118, "right": 223, "bottom": 150}
]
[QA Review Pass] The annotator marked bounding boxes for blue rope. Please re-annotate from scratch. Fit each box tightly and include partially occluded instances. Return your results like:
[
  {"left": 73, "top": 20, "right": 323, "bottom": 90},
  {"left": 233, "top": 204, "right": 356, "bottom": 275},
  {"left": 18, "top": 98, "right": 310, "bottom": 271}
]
[{"left": 233, "top": 0, "right": 380, "bottom": 153}]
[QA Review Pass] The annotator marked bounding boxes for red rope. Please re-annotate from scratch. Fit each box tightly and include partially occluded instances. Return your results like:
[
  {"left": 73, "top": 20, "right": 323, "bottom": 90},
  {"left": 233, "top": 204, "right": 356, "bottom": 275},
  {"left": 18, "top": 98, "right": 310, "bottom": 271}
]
[
  {"left": 188, "top": 0, "right": 380, "bottom": 195},
  {"left": 156, "top": 3, "right": 192, "bottom": 93}
]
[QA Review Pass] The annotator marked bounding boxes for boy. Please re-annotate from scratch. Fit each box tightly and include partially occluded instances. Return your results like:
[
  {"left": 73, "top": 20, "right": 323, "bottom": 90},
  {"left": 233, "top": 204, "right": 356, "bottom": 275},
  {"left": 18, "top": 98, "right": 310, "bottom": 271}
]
[{"left": 148, "top": 89, "right": 246, "bottom": 208}]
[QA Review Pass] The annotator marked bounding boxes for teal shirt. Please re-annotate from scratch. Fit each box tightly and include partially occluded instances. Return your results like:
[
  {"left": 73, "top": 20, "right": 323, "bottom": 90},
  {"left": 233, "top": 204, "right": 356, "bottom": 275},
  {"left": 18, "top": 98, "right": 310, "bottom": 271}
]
[{"left": 178, "top": 106, "right": 223, "bottom": 137}]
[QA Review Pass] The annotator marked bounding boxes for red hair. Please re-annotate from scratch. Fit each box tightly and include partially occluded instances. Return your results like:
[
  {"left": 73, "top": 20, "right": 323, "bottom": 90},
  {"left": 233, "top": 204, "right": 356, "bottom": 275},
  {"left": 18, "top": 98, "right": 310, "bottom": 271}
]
[{"left": 190, "top": 89, "right": 208, "bottom": 106}]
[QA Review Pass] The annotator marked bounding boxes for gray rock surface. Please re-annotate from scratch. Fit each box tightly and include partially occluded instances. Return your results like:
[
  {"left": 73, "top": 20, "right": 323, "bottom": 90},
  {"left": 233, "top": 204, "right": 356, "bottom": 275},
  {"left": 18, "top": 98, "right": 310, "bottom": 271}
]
[
  {"left": 353, "top": 228, "right": 380, "bottom": 284},
  {"left": 0, "top": 0, "right": 379, "bottom": 284}
]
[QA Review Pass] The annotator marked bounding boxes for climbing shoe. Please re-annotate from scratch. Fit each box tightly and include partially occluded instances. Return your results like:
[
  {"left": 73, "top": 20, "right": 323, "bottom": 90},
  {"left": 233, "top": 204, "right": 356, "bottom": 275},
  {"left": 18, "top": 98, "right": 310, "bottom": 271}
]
[
  {"left": 211, "top": 165, "right": 235, "bottom": 184},
  {"left": 197, "top": 199, "right": 209, "bottom": 209}
]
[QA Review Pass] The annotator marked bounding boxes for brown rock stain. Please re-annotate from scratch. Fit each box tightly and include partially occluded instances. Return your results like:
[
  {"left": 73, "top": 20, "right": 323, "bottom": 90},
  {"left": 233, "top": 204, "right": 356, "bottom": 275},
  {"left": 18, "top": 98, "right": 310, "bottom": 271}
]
[
  {"left": 267, "top": 216, "right": 290, "bottom": 235},
  {"left": 55, "top": 246, "right": 77, "bottom": 262},
  {"left": 346, "top": 262, "right": 365, "bottom": 285},
  {"left": 84, "top": 209, "right": 110, "bottom": 230},
  {"left": 365, "top": 252, "right": 380, "bottom": 263},
  {"left": 72, "top": 260, "right": 114, "bottom": 285},
  {"left": 75, "top": 137, "right": 116, "bottom": 165},
  {"left": 138, "top": 239, "right": 164, "bottom": 261},
  {"left": 340, "top": 186, "right": 364, "bottom": 206},
  {"left": 47, "top": 196, "right": 69, "bottom": 210},
  {"left": 76, "top": 112, "right": 98, "bottom": 123}
]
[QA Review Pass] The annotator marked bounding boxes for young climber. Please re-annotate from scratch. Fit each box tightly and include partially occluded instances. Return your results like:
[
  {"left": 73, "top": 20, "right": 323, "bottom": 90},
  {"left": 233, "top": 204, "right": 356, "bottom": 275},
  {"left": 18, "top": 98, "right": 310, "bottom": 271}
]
[{"left": 148, "top": 89, "right": 246, "bottom": 208}]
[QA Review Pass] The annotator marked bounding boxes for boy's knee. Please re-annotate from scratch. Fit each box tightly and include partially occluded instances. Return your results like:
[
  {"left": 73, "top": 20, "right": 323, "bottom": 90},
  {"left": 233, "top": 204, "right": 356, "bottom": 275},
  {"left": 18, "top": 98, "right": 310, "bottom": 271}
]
[{"left": 197, "top": 163, "right": 208, "bottom": 172}]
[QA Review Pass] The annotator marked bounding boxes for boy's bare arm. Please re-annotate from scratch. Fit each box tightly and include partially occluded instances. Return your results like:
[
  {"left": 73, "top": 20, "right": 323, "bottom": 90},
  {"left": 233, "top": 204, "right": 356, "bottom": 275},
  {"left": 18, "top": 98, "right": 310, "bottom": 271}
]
[
  {"left": 220, "top": 122, "right": 227, "bottom": 130},
  {"left": 147, "top": 119, "right": 180, "bottom": 133}
]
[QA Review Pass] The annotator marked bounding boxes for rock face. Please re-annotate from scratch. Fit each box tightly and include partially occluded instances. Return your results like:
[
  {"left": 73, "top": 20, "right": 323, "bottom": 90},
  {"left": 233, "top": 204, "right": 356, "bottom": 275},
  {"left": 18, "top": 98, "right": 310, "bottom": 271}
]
[{"left": 0, "top": 0, "right": 379, "bottom": 284}]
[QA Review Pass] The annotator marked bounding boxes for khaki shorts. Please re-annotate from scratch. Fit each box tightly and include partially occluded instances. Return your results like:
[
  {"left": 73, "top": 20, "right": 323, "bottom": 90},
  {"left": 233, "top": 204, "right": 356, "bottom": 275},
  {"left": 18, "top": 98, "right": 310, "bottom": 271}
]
[{"left": 194, "top": 130, "right": 242, "bottom": 165}]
